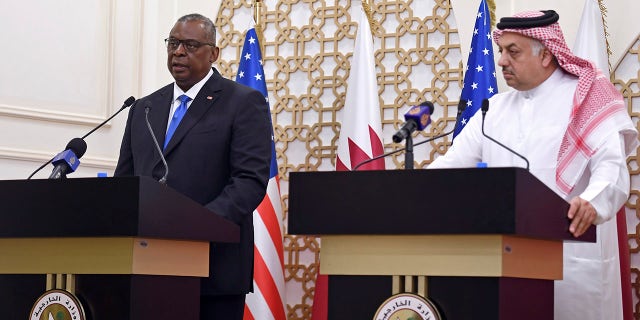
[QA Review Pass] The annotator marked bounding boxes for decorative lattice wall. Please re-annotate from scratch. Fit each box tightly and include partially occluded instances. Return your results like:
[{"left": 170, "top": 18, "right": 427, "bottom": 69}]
[
  {"left": 216, "top": 1, "right": 462, "bottom": 318},
  {"left": 613, "top": 34, "right": 640, "bottom": 320},
  {"left": 216, "top": 0, "right": 640, "bottom": 318}
]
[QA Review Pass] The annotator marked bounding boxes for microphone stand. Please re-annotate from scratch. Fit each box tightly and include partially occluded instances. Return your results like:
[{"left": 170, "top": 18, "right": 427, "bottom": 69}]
[
  {"left": 352, "top": 129, "right": 452, "bottom": 171},
  {"left": 145, "top": 103, "right": 169, "bottom": 184},
  {"left": 480, "top": 99, "right": 530, "bottom": 171},
  {"left": 27, "top": 96, "right": 136, "bottom": 179},
  {"left": 404, "top": 135, "right": 414, "bottom": 169},
  {"left": 352, "top": 99, "right": 467, "bottom": 171}
]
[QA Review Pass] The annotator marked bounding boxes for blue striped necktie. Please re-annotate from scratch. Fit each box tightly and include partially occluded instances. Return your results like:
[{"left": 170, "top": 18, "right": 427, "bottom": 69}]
[{"left": 164, "top": 94, "right": 191, "bottom": 150}]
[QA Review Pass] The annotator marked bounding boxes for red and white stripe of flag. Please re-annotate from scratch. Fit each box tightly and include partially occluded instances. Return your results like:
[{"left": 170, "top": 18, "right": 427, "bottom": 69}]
[{"left": 244, "top": 175, "right": 286, "bottom": 320}]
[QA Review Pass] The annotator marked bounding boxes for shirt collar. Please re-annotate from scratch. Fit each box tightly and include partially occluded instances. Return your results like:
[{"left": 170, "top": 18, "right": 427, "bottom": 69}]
[
  {"left": 520, "top": 68, "right": 567, "bottom": 100},
  {"left": 172, "top": 68, "right": 214, "bottom": 102}
]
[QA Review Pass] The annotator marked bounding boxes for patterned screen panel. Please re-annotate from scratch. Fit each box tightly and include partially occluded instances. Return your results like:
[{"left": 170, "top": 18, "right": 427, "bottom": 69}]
[
  {"left": 216, "top": 1, "right": 462, "bottom": 318},
  {"left": 216, "top": 0, "right": 640, "bottom": 318}
]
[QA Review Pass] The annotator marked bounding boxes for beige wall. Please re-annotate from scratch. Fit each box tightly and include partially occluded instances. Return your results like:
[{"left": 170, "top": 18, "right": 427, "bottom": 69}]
[{"left": 0, "top": 0, "right": 220, "bottom": 179}]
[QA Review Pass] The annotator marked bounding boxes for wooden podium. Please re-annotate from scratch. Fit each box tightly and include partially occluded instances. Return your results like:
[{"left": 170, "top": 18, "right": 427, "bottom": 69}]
[
  {"left": 288, "top": 168, "right": 595, "bottom": 320},
  {"left": 0, "top": 176, "right": 239, "bottom": 320}
]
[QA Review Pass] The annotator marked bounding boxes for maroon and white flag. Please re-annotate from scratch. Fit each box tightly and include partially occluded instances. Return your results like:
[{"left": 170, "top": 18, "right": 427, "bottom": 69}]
[{"left": 335, "top": 8, "right": 385, "bottom": 171}]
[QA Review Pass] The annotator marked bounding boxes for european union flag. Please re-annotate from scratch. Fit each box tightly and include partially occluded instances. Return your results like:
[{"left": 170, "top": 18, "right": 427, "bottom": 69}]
[{"left": 454, "top": 0, "right": 498, "bottom": 138}]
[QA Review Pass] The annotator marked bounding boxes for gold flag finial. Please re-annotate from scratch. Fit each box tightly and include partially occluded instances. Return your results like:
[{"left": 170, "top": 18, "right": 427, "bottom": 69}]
[
  {"left": 253, "top": 0, "right": 265, "bottom": 54},
  {"left": 487, "top": 0, "right": 496, "bottom": 30},
  {"left": 361, "top": 0, "right": 380, "bottom": 36},
  {"left": 597, "top": 0, "right": 613, "bottom": 74}
]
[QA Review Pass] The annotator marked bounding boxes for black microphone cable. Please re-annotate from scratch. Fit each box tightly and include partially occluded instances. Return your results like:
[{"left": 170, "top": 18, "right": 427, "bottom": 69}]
[
  {"left": 27, "top": 96, "right": 137, "bottom": 179},
  {"left": 80, "top": 96, "right": 136, "bottom": 140}
]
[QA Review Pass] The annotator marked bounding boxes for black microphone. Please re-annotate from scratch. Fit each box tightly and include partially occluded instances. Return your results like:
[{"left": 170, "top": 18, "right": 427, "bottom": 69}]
[
  {"left": 453, "top": 99, "right": 468, "bottom": 134},
  {"left": 352, "top": 100, "right": 466, "bottom": 171},
  {"left": 144, "top": 101, "right": 169, "bottom": 184},
  {"left": 27, "top": 96, "right": 137, "bottom": 179},
  {"left": 47, "top": 138, "right": 87, "bottom": 179},
  {"left": 480, "top": 99, "right": 530, "bottom": 170},
  {"left": 392, "top": 101, "right": 435, "bottom": 143}
]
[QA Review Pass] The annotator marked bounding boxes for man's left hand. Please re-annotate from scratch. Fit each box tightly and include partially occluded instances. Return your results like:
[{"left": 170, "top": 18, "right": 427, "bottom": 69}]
[{"left": 567, "top": 197, "right": 597, "bottom": 237}]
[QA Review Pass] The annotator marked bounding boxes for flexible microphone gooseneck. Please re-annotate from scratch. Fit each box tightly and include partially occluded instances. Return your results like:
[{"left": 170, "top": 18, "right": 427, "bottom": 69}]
[
  {"left": 352, "top": 100, "right": 467, "bottom": 171},
  {"left": 144, "top": 101, "right": 169, "bottom": 184},
  {"left": 81, "top": 96, "right": 137, "bottom": 140},
  {"left": 480, "top": 99, "right": 530, "bottom": 170},
  {"left": 452, "top": 99, "right": 468, "bottom": 135},
  {"left": 27, "top": 96, "right": 137, "bottom": 179}
]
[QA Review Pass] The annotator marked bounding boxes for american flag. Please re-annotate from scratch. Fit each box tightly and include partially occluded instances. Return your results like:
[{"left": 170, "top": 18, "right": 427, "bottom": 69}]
[
  {"left": 236, "top": 28, "right": 286, "bottom": 320},
  {"left": 454, "top": 0, "right": 498, "bottom": 137}
]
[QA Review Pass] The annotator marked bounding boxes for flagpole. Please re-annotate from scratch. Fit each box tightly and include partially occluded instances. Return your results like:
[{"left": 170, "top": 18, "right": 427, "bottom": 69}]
[
  {"left": 596, "top": 0, "right": 613, "bottom": 75},
  {"left": 487, "top": 0, "right": 496, "bottom": 29},
  {"left": 361, "top": 0, "right": 378, "bottom": 36},
  {"left": 253, "top": 0, "right": 265, "bottom": 55}
]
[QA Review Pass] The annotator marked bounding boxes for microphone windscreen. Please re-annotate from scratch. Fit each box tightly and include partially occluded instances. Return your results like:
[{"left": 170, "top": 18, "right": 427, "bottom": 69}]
[
  {"left": 123, "top": 96, "right": 136, "bottom": 108},
  {"left": 417, "top": 101, "right": 435, "bottom": 114},
  {"left": 404, "top": 103, "right": 433, "bottom": 131},
  {"left": 457, "top": 99, "right": 467, "bottom": 113},
  {"left": 66, "top": 138, "right": 87, "bottom": 158},
  {"left": 481, "top": 99, "right": 490, "bottom": 113},
  {"left": 50, "top": 149, "right": 82, "bottom": 175}
]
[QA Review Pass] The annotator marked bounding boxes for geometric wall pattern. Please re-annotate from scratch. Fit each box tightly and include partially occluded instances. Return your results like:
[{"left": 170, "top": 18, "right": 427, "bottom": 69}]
[
  {"left": 217, "top": 0, "right": 640, "bottom": 318},
  {"left": 217, "top": 1, "right": 462, "bottom": 318},
  {"left": 612, "top": 33, "right": 640, "bottom": 320}
]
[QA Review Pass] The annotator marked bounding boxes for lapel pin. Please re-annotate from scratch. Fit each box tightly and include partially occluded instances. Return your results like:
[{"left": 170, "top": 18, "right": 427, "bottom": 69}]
[{"left": 207, "top": 96, "right": 213, "bottom": 100}]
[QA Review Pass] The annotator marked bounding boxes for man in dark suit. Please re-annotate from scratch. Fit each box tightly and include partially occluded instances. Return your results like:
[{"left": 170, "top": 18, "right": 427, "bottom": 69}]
[{"left": 114, "top": 13, "right": 272, "bottom": 320}]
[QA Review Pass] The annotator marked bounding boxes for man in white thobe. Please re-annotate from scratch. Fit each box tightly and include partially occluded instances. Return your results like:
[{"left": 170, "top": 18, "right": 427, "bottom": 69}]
[{"left": 430, "top": 10, "right": 638, "bottom": 320}]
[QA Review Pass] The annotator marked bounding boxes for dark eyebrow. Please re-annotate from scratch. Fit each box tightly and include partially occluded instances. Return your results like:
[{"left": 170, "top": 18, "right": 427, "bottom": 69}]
[
  {"left": 499, "top": 42, "right": 519, "bottom": 52},
  {"left": 168, "top": 37, "right": 198, "bottom": 42}
]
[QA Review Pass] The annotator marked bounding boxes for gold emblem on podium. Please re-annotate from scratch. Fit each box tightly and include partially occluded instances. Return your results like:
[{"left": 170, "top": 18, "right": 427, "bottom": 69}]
[
  {"left": 373, "top": 293, "right": 441, "bottom": 320},
  {"left": 29, "top": 289, "right": 86, "bottom": 320}
]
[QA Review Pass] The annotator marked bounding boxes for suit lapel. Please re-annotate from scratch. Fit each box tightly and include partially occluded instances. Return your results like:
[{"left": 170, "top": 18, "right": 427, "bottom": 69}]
[
  {"left": 147, "top": 85, "right": 172, "bottom": 168},
  {"left": 162, "top": 70, "right": 223, "bottom": 154},
  {"left": 149, "top": 86, "right": 172, "bottom": 146}
]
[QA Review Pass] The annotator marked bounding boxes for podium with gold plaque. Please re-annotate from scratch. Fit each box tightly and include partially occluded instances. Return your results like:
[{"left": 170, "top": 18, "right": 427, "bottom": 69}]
[
  {"left": 0, "top": 176, "right": 239, "bottom": 320},
  {"left": 288, "top": 168, "right": 595, "bottom": 320}
]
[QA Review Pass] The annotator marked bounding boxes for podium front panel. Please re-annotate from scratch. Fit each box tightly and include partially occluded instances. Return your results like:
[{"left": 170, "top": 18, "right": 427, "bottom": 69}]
[{"left": 320, "top": 235, "right": 562, "bottom": 280}]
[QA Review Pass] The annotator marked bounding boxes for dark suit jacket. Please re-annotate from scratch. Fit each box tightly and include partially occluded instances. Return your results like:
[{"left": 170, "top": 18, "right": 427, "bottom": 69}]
[{"left": 114, "top": 68, "right": 272, "bottom": 295}]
